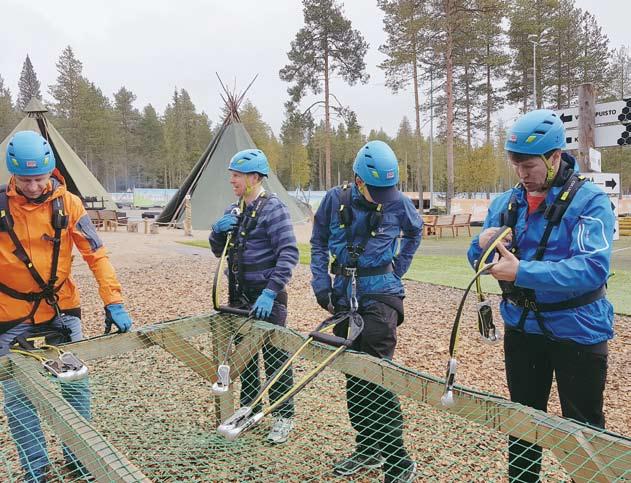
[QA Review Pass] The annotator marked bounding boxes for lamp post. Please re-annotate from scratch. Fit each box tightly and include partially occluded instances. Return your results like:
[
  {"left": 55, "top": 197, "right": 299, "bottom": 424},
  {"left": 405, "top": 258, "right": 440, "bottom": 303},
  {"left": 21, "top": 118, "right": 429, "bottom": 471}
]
[{"left": 528, "top": 34, "right": 540, "bottom": 109}]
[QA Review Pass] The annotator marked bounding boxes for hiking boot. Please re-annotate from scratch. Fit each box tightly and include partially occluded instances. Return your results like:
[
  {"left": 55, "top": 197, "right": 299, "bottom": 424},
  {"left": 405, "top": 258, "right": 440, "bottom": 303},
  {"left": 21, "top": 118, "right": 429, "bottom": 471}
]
[
  {"left": 333, "top": 451, "right": 385, "bottom": 476},
  {"left": 267, "top": 416, "right": 294, "bottom": 444},
  {"left": 384, "top": 461, "right": 417, "bottom": 483}
]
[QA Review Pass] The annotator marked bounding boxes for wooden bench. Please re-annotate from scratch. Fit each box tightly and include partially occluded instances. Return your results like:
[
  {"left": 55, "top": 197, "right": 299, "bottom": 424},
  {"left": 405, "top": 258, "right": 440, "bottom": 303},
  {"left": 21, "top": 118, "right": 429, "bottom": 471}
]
[
  {"left": 423, "top": 214, "right": 456, "bottom": 238},
  {"left": 434, "top": 214, "right": 456, "bottom": 237},
  {"left": 453, "top": 213, "right": 472, "bottom": 236},
  {"left": 422, "top": 215, "right": 437, "bottom": 237},
  {"left": 98, "top": 210, "right": 127, "bottom": 231}
]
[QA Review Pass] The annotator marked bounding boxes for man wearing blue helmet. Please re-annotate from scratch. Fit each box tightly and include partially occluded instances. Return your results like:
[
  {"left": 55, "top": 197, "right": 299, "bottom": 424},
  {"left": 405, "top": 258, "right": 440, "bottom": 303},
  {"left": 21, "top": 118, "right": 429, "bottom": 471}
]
[
  {"left": 209, "top": 148, "right": 299, "bottom": 444},
  {"left": 1, "top": 130, "right": 133, "bottom": 482},
  {"left": 467, "top": 110, "right": 615, "bottom": 482},
  {"left": 310, "top": 140, "right": 422, "bottom": 483}
]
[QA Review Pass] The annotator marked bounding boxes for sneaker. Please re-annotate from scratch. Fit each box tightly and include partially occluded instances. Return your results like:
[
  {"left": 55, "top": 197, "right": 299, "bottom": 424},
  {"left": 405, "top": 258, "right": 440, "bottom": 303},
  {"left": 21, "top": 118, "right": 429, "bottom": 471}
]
[
  {"left": 267, "top": 416, "right": 294, "bottom": 444},
  {"left": 333, "top": 451, "right": 385, "bottom": 476},
  {"left": 384, "top": 461, "right": 417, "bottom": 483}
]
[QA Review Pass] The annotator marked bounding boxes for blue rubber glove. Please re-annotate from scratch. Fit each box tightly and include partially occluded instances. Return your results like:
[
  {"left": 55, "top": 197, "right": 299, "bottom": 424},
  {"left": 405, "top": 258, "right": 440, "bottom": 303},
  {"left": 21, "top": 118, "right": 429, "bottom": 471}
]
[
  {"left": 105, "top": 303, "right": 133, "bottom": 334},
  {"left": 252, "top": 289, "right": 276, "bottom": 320},
  {"left": 212, "top": 214, "right": 238, "bottom": 234}
]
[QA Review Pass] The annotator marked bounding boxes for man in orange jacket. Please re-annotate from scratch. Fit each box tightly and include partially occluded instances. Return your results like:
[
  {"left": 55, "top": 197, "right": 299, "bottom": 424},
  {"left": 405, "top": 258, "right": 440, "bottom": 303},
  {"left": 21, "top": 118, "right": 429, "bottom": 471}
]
[{"left": 0, "top": 130, "right": 133, "bottom": 482}]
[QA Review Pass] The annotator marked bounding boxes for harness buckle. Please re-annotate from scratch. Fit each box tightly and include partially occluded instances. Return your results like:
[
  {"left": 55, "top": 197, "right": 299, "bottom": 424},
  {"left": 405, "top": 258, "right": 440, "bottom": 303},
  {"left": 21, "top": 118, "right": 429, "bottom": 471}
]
[
  {"left": 525, "top": 300, "right": 539, "bottom": 311},
  {"left": 341, "top": 266, "right": 356, "bottom": 278}
]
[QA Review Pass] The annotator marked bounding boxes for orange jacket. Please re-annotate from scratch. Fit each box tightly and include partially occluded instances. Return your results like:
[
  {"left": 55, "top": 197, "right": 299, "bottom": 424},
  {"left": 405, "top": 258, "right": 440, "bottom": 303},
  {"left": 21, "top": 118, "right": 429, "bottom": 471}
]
[{"left": 0, "top": 171, "right": 122, "bottom": 324}]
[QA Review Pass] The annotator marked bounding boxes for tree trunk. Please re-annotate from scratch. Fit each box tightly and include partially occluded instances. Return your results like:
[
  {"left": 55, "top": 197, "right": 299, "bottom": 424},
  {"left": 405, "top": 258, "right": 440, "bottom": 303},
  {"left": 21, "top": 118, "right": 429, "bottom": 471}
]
[
  {"left": 324, "top": 46, "right": 332, "bottom": 190},
  {"left": 445, "top": 0, "right": 455, "bottom": 214},
  {"left": 486, "top": 42, "right": 491, "bottom": 145},
  {"left": 465, "top": 62, "right": 471, "bottom": 152},
  {"left": 412, "top": 52, "right": 423, "bottom": 210}
]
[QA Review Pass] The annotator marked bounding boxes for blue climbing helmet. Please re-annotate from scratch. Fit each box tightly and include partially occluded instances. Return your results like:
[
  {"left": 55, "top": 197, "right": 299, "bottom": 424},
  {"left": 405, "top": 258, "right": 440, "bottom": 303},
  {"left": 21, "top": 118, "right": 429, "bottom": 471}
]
[
  {"left": 353, "top": 140, "right": 400, "bottom": 203},
  {"left": 228, "top": 149, "right": 270, "bottom": 177},
  {"left": 505, "top": 109, "right": 566, "bottom": 156},
  {"left": 6, "top": 130, "right": 55, "bottom": 176}
]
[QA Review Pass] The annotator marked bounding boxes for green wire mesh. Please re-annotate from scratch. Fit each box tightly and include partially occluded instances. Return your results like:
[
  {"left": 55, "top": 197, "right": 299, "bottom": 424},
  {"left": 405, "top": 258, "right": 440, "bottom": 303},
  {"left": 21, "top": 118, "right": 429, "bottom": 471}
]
[{"left": 1, "top": 313, "right": 630, "bottom": 482}]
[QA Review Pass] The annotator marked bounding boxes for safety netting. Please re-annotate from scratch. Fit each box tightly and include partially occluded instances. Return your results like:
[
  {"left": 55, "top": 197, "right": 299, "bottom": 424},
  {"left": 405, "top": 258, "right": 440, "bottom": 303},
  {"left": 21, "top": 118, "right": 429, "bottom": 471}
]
[{"left": 1, "top": 313, "right": 630, "bottom": 482}]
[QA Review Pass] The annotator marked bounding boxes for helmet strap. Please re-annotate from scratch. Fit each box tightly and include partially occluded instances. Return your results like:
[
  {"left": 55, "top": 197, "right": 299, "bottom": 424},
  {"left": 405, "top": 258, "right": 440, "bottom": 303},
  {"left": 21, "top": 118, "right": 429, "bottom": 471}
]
[
  {"left": 540, "top": 154, "right": 555, "bottom": 188},
  {"left": 243, "top": 175, "right": 263, "bottom": 201}
]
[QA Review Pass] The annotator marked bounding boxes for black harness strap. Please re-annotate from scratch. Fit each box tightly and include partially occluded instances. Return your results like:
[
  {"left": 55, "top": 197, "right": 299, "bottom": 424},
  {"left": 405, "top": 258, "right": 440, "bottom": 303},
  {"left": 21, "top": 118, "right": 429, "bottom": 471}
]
[
  {"left": 0, "top": 185, "right": 69, "bottom": 328},
  {"left": 336, "top": 182, "right": 384, "bottom": 272},
  {"left": 227, "top": 192, "right": 273, "bottom": 304},
  {"left": 498, "top": 169, "right": 601, "bottom": 337}
]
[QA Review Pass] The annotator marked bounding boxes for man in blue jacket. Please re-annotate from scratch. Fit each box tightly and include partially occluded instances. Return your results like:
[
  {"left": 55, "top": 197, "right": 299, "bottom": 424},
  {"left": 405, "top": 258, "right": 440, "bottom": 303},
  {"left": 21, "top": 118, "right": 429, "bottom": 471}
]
[
  {"left": 467, "top": 110, "right": 614, "bottom": 482},
  {"left": 209, "top": 149, "right": 299, "bottom": 444},
  {"left": 311, "top": 140, "right": 422, "bottom": 483}
]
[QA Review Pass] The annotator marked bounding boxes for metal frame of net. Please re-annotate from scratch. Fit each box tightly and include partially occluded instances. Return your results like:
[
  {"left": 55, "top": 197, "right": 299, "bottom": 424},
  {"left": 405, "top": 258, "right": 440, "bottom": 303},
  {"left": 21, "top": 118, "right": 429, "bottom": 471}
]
[{"left": 1, "top": 312, "right": 630, "bottom": 482}]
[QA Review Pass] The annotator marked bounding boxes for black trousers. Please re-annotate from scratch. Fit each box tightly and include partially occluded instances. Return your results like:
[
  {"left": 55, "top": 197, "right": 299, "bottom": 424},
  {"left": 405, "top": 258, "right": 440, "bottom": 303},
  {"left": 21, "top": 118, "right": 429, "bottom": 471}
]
[
  {"left": 504, "top": 330, "right": 608, "bottom": 482},
  {"left": 237, "top": 298, "right": 295, "bottom": 418},
  {"left": 335, "top": 301, "right": 411, "bottom": 476}
]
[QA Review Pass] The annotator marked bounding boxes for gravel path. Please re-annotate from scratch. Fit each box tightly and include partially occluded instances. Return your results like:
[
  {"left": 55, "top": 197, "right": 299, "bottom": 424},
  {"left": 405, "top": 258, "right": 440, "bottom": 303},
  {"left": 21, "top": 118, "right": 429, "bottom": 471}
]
[
  {"left": 1, "top": 226, "right": 628, "bottom": 481},
  {"left": 80, "top": 227, "right": 629, "bottom": 437}
]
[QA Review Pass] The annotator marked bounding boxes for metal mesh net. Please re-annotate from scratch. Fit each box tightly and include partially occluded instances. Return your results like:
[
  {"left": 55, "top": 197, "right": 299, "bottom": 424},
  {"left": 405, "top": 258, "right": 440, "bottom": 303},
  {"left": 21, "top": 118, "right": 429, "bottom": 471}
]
[{"left": 1, "top": 313, "right": 629, "bottom": 482}]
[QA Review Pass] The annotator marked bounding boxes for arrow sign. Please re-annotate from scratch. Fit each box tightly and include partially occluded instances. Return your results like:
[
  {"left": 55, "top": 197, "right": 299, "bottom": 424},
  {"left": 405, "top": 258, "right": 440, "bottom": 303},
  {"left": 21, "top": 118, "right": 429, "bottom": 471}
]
[
  {"left": 560, "top": 113, "right": 573, "bottom": 123},
  {"left": 555, "top": 100, "right": 629, "bottom": 129},
  {"left": 584, "top": 172, "right": 620, "bottom": 195},
  {"left": 565, "top": 125, "right": 630, "bottom": 149}
]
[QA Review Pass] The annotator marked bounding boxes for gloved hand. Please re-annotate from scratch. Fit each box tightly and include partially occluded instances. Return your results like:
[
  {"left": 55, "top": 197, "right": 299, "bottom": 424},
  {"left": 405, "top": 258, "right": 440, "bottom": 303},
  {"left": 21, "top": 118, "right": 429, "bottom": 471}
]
[
  {"left": 316, "top": 291, "right": 335, "bottom": 314},
  {"left": 105, "top": 303, "right": 133, "bottom": 334},
  {"left": 212, "top": 214, "right": 238, "bottom": 234},
  {"left": 251, "top": 289, "right": 276, "bottom": 320}
]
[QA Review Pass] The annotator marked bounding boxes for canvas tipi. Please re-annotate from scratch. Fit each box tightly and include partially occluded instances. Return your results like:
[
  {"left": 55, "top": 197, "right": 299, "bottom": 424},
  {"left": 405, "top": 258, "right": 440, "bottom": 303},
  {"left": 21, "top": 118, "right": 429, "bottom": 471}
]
[
  {"left": 157, "top": 78, "right": 307, "bottom": 229},
  {"left": 0, "top": 98, "right": 116, "bottom": 210}
]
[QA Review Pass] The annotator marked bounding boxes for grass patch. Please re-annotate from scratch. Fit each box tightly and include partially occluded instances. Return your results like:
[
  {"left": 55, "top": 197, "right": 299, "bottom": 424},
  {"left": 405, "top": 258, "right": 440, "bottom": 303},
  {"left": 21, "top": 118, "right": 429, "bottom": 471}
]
[{"left": 178, "top": 238, "right": 631, "bottom": 315}]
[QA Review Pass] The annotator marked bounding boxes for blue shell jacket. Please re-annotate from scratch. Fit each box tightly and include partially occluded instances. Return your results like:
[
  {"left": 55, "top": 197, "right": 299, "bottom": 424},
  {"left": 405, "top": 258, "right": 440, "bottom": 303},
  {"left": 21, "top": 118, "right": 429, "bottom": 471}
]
[
  {"left": 467, "top": 154, "right": 615, "bottom": 344},
  {"left": 310, "top": 184, "right": 422, "bottom": 305}
]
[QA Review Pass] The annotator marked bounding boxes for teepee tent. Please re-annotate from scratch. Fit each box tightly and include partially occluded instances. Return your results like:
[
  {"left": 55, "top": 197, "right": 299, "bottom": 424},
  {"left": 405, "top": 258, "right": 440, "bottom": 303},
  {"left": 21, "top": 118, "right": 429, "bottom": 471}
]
[
  {"left": 157, "top": 77, "right": 307, "bottom": 229},
  {"left": 0, "top": 98, "right": 116, "bottom": 210}
]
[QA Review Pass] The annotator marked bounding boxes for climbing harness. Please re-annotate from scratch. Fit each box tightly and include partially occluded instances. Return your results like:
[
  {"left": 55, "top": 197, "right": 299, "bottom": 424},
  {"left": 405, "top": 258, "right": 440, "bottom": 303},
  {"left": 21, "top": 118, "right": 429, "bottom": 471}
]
[
  {"left": 441, "top": 226, "right": 512, "bottom": 407},
  {"left": 499, "top": 167, "right": 605, "bottom": 338},
  {"left": 10, "top": 329, "right": 88, "bottom": 382},
  {"left": 0, "top": 185, "right": 68, "bottom": 332},
  {"left": 217, "top": 269, "right": 364, "bottom": 441},
  {"left": 212, "top": 204, "right": 248, "bottom": 316},
  {"left": 330, "top": 182, "right": 392, "bottom": 277}
]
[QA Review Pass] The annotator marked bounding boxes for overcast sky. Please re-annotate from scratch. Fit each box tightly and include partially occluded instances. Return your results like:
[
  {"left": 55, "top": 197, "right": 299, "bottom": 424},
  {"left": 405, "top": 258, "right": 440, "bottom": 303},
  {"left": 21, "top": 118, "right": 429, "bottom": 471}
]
[{"left": 1, "top": 0, "right": 628, "bottom": 139}]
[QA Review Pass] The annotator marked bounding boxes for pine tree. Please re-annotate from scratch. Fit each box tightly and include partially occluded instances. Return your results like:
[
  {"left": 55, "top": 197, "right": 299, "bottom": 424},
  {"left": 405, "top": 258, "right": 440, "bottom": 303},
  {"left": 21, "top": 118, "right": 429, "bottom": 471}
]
[
  {"left": 49, "top": 46, "right": 84, "bottom": 147},
  {"left": 113, "top": 87, "right": 141, "bottom": 190},
  {"left": 606, "top": 46, "right": 631, "bottom": 100},
  {"left": 506, "top": 0, "right": 558, "bottom": 111},
  {"left": 576, "top": 11, "right": 611, "bottom": 91},
  {"left": 137, "top": 104, "right": 165, "bottom": 187},
  {"left": 17, "top": 55, "right": 42, "bottom": 110},
  {"left": 279, "top": 0, "right": 369, "bottom": 189},
  {"left": 280, "top": 102, "right": 312, "bottom": 188},
  {"left": 378, "top": 0, "right": 432, "bottom": 196},
  {"left": 0, "top": 75, "right": 17, "bottom": 140}
]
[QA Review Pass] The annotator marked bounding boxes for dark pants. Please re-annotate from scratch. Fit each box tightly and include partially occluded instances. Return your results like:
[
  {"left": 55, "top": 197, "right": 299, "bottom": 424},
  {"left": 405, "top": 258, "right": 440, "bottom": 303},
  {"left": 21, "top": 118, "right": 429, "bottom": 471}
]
[
  {"left": 335, "top": 301, "right": 411, "bottom": 477},
  {"left": 237, "top": 298, "right": 295, "bottom": 418},
  {"left": 504, "top": 330, "right": 608, "bottom": 482}
]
